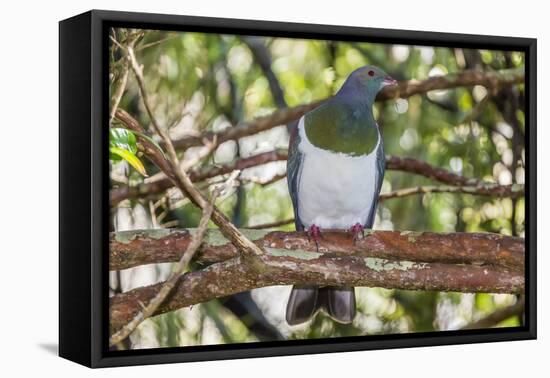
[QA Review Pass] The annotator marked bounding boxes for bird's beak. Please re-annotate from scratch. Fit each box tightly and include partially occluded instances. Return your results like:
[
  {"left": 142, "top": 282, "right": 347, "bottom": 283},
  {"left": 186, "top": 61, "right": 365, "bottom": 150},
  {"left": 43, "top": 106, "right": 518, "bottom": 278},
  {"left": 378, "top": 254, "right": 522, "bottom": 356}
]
[{"left": 383, "top": 75, "right": 398, "bottom": 86}]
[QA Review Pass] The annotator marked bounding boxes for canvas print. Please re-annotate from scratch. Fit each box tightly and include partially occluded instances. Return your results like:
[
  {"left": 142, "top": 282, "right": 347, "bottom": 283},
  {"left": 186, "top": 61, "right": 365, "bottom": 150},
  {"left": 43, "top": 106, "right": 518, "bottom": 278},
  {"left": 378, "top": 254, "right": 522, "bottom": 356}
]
[{"left": 108, "top": 27, "right": 526, "bottom": 350}]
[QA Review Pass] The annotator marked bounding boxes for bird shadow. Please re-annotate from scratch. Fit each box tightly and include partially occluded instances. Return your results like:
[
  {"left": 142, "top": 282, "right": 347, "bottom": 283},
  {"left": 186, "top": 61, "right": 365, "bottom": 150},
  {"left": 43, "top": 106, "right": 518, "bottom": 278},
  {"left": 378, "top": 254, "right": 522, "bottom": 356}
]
[{"left": 38, "top": 343, "right": 58, "bottom": 355}]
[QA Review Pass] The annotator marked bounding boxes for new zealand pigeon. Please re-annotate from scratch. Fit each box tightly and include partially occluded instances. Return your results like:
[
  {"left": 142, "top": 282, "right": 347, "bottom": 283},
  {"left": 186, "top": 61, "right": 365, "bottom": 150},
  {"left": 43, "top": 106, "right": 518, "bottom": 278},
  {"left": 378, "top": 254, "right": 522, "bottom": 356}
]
[{"left": 285, "top": 65, "right": 397, "bottom": 325}]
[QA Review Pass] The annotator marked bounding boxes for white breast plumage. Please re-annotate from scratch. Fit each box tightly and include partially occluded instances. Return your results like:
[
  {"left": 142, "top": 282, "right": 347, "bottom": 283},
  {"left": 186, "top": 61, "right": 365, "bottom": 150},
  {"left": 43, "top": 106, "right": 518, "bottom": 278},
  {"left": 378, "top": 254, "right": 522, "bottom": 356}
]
[{"left": 296, "top": 116, "right": 380, "bottom": 229}]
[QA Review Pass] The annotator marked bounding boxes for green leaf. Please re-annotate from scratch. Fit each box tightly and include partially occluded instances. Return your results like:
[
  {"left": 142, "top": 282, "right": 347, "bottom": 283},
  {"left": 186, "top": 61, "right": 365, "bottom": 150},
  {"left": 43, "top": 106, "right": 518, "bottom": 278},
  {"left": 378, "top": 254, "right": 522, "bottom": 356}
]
[
  {"left": 109, "top": 146, "right": 148, "bottom": 177},
  {"left": 109, "top": 128, "right": 138, "bottom": 155}
]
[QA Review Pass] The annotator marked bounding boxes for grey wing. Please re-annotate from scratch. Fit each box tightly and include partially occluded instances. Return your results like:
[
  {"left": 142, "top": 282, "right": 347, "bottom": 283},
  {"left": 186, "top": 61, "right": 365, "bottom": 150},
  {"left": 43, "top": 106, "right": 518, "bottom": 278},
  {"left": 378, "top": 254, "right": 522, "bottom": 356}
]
[
  {"left": 365, "top": 141, "right": 386, "bottom": 228},
  {"left": 287, "top": 119, "right": 305, "bottom": 231}
]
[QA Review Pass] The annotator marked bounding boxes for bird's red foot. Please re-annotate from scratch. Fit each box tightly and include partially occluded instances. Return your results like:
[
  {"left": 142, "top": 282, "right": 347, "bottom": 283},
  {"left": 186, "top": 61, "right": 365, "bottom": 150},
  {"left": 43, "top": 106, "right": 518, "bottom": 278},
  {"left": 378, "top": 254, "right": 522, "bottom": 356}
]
[
  {"left": 348, "top": 223, "right": 365, "bottom": 243},
  {"left": 307, "top": 224, "right": 322, "bottom": 251}
]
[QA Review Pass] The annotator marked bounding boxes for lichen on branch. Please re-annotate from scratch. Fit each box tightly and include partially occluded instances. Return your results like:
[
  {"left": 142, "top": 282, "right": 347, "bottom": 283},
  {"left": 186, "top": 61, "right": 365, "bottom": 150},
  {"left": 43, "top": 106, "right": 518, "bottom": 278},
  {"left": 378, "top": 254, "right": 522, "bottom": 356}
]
[{"left": 110, "top": 228, "right": 525, "bottom": 272}]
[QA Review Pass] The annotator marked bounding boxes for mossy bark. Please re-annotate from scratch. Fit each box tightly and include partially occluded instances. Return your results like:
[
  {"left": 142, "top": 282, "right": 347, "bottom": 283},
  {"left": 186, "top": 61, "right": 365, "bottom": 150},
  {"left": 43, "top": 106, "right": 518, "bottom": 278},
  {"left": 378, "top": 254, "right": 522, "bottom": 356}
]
[{"left": 110, "top": 228, "right": 524, "bottom": 271}]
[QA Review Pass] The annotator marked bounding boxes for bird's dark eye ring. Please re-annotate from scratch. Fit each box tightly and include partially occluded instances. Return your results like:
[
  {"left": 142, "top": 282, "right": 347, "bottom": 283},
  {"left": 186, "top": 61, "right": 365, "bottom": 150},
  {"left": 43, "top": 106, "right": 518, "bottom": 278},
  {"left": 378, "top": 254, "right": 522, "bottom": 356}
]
[{"left": 368, "top": 70, "right": 375, "bottom": 76}]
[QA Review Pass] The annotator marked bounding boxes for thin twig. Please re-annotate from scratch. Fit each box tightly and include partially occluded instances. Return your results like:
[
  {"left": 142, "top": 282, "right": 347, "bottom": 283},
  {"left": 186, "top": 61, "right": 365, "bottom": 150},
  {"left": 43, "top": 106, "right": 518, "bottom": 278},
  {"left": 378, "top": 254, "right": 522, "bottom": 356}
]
[
  {"left": 108, "top": 189, "right": 219, "bottom": 346},
  {"left": 135, "top": 34, "right": 178, "bottom": 51},
  {"left": 109, "top": 61, "right": 130, "bottom": 126},
  {"left": 460, "top": 93, "right": 491, "bottom": 124},
  {"left": 462, "top": 297, "right": 525, "bottom": 330},
  {"left": 109, "top": 34, "right": 125, "bottom": 51},
  {"left": 109, "top": 52, "right": 131, "bottom": 126},
  {"left": 240, "top": 173, "right": 287, "bottom": 187},
  {"left": 127, "top": 45, "right": 165, "bottom": 140},
  {"left": 126, "top": 44, "right": 265, "bottom": 258},
  {"left": 248, "top": 218, "right": 295, "bottom": 229},
  {"left": 160, "top": 219, "right": 181, "bottom": 229},
  {"left": 148, "top": 200, "right": 160, "bottom": 229},
  {"left": 380, "top": 183, "right": 524, "bottom": 200},
  {"left": 108, "top": 31, "right": 135, "bottom": 126}
]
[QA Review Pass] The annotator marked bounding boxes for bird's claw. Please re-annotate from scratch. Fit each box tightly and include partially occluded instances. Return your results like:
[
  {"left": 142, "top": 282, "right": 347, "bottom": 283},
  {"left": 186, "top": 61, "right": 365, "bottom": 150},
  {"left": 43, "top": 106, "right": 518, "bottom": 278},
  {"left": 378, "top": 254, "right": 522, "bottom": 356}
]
[
  {"left": 348, "top": 223, "right": 365, "bottom": 243},
  {"left": 307, "top": 224, "right": 322, "bottom": 251}
]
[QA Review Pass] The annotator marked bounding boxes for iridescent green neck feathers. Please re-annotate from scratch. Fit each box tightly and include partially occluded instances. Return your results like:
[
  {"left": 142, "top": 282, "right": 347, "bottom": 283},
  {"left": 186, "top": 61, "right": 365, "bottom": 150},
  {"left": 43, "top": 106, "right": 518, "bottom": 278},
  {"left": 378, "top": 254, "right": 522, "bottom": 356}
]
[{"left": 304, "top": 99, "right": 379, "bottom": 156}]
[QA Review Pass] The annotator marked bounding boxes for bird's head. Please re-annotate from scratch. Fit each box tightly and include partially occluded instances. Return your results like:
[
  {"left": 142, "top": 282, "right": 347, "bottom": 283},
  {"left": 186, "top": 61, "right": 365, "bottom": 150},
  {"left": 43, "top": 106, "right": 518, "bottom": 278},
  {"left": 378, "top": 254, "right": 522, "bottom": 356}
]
[{"left": 338, "top": 65, "right": 397, "bottom": 101}]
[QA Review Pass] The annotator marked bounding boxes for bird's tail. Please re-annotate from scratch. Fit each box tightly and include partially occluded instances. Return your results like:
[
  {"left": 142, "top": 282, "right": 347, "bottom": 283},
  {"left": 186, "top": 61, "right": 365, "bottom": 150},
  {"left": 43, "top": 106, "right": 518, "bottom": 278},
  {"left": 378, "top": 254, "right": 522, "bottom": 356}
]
[{"left": 286, "top": 286, "right": 356, "bottom": 325}]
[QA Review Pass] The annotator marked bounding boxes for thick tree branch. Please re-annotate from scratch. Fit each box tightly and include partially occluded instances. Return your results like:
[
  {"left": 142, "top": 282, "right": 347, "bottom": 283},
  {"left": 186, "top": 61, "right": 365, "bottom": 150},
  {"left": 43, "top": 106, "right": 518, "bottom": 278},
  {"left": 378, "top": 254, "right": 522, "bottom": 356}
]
[
  {"left": 109, "top": 246, "right": 524, "bottom": 332},
  {"left": 170, "top": 67, "right": 524, "bottom": 150},
  {"left": 110, "top": 228, "right": 524, "bottom": 272}
]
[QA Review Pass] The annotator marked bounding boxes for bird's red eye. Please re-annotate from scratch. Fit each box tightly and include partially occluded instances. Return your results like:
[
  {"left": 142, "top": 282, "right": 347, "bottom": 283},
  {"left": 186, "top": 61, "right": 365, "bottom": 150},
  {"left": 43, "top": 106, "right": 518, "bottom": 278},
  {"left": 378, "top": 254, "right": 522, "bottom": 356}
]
[{"left": 368, "top": 70, "right": 375, "bottom": 76}]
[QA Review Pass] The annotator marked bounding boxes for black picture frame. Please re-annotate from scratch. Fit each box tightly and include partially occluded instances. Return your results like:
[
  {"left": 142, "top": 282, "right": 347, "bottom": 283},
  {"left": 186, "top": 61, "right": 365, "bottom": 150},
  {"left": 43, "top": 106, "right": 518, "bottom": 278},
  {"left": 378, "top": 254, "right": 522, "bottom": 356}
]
[{"left": 59, "top": 9, "right": 537, "bottom": 368}]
